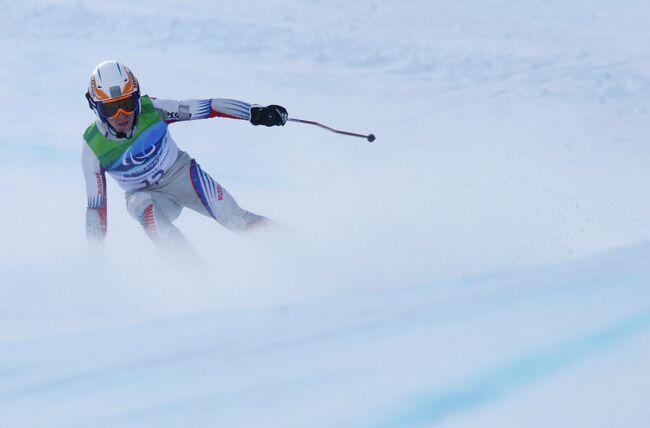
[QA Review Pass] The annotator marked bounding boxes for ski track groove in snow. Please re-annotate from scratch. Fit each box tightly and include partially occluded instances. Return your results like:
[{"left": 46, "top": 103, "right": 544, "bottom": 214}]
[{"left": 374, "top": 310, "right": 650, "bottom": 427}]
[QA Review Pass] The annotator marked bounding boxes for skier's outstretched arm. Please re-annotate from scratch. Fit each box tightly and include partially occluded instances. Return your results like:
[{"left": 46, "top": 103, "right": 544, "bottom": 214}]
[
  {"left": 151, "top": 97, "right": 288, "bottom": 126},
  {"left": 82, "top": 142, "right": 107, "bottom": 241}
]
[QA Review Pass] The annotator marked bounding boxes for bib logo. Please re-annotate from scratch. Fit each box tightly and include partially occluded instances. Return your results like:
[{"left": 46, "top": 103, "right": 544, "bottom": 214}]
[
  {"left": 122, "top": 143, "right": 158, "bottom": 166},
  {"left": 112, "top": 136, "right": 165, "bottom": 173}
]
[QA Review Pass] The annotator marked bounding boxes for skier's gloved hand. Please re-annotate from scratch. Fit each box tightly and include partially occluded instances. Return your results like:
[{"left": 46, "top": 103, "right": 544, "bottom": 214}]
[
  {"left": 250, "top": 105, "right": 288, "bottom": 127},
  {"left": 86, "top": 208, "right": 107, "bottom": 241}
]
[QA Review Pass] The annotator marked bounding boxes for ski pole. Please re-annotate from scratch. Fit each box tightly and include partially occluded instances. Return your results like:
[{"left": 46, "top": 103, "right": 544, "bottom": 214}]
[{"left": 288, "top": 118, "right": 376, "bottom": 142}]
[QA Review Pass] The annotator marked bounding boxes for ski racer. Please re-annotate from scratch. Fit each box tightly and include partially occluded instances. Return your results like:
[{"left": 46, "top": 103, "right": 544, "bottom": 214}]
[{"left": 82, "top": 60, "right": 287, "bottom": 251}]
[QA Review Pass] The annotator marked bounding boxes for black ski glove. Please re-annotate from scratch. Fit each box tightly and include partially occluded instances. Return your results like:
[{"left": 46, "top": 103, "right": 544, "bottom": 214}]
[{"left": 250, "top": 104, "right": 288, "bottom": 127}]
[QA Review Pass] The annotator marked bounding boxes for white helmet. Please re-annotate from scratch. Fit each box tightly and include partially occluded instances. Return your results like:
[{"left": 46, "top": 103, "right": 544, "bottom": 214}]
[{"left": 85, "top": 60, "right": 141, "bottom": 126}]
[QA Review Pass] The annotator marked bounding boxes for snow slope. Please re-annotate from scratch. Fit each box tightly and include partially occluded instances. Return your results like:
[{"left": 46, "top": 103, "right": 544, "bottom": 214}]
[{"left": 1, "top": 0, "right": 650, "bottom": 427}]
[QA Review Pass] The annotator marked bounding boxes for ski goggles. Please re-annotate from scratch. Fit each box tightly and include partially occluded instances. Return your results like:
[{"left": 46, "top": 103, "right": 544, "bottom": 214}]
[{"left": 98, "top": 94, "right": 138, "bottom": 119}]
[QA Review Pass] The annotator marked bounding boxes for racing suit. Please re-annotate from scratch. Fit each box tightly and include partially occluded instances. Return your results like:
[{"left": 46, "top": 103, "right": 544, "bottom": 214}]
[{"left": 82, "top": 95, "right": 267, "bottom": 246}]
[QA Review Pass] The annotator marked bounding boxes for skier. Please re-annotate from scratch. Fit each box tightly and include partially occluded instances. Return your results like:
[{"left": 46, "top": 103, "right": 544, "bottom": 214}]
[{"left": 82, "top": 60, "right": 287, "bottom": 253}]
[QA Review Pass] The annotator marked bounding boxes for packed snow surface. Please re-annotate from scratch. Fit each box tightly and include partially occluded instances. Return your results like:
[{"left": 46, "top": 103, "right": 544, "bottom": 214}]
[{"left": 2, "top": 1, "right": 650, "bottom": 427}]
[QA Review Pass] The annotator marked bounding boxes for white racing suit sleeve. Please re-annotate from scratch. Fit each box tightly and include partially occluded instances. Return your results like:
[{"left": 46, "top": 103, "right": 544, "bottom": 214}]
[
  {"left": 151, "top": 97, "right": 254, "bottom": 123},
  {"left": 82, "top": 141, "right": 107, "bottom": 240}
]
